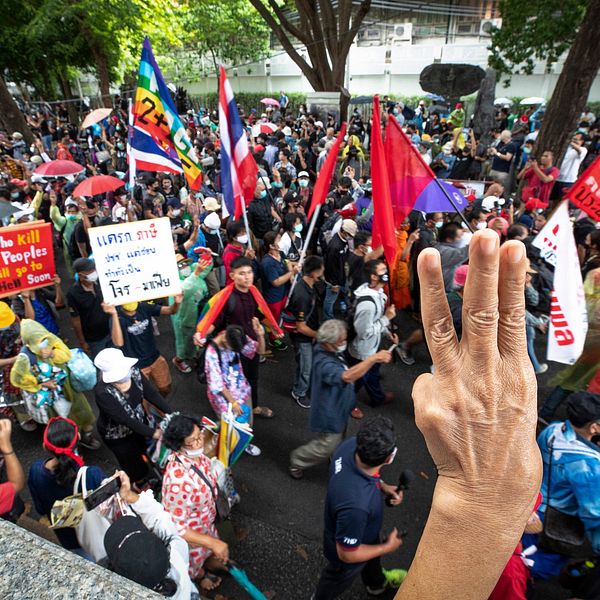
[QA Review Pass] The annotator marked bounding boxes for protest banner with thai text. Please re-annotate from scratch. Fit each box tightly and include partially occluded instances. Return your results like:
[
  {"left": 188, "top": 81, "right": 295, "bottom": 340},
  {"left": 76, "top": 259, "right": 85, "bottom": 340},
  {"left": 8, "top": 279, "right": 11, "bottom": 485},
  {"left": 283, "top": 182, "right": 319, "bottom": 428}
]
[
  {"left": 89, "top": 218, "right": 181, "bottom": 305},
  {"left": 0, "top": 221, "right": 55, "bottom": 297},
  {"left": 566, "top": 154, "right": 600, "bottom": 221}
]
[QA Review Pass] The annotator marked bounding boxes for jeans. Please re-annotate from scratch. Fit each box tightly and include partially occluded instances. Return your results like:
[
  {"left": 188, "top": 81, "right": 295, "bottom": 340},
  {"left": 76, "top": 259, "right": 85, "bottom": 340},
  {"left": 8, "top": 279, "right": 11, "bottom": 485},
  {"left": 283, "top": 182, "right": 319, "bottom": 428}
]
[
  {"left": 323, "top": 284, "right": 339, "bottom": 321},
  {"left": 539, "top": 386, "right": 571, "bottom": 421},
  {"left": 348, "top": 354, "right": 385, "bottom": 406},
  {"left": 42, "top": 134, "right": 53, "bottom": 154},
  {"left": 313, "top": 555, "right": 386, "bottom": 600},
  {"left": 526, "top": 325, "right": 543, "bottom": 372},
  {"left": 291, "top": 337, "right": 313, "bottom": 398}
]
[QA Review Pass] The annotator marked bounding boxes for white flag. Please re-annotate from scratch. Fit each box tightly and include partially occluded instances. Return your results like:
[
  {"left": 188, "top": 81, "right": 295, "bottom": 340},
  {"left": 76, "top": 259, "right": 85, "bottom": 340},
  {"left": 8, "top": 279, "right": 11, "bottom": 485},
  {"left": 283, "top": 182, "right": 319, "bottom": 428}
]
[
  {"left": 545, "top": 202, "right": 588, "bottom": 364},
  {"left": 532, "top": 209, "right": 561, "bottom": 266}
]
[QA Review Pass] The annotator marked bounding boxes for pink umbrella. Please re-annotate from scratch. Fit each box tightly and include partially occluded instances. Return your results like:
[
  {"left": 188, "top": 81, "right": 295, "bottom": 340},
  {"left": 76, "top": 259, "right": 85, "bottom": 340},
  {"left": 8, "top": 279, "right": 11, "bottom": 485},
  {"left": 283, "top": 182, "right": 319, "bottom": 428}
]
[
  {"left": 260, "top": 97, "right": 280, "bottom": 108},
  {"left": 34, "top": 160, "right": 86, "bottom": 178},
  {"left": 80, "top": 108, "right": 113, "bottom": 129},
  {"left": 72, "top": 175, "right": 124, "bottom": 198},
  {"left": 252, "top": 123, "right": 278, "bottom": 137}
]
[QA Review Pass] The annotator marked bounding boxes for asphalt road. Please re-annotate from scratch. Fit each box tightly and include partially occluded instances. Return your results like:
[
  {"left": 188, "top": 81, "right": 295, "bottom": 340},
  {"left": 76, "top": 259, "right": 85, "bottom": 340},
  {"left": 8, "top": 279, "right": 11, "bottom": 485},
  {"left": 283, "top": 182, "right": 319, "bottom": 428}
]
[{"left": 10, "top": 299, "right": 569, "bottom": 600}]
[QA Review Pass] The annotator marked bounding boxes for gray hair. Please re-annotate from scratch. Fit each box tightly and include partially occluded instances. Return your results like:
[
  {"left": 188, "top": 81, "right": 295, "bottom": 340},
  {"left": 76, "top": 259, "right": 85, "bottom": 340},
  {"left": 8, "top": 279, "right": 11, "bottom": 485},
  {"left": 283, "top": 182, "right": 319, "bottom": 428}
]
[{"left": 316, "top": 319, "right": 347, "bottom": 344}]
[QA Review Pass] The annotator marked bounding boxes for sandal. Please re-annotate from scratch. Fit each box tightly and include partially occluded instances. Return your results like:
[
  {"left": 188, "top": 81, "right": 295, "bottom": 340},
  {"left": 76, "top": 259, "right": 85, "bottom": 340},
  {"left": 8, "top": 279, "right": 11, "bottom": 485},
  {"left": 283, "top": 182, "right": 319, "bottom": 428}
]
[
  {"left": 253, "top": 406, "right": 274, "bottom": 418},
  {"left": 198, "top": 572, "right": 222, "bottom": 592}
]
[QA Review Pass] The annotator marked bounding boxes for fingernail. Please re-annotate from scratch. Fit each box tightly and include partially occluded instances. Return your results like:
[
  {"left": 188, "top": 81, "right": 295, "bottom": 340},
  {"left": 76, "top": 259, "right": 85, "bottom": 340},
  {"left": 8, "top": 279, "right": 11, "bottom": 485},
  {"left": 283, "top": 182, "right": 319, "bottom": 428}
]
[
  {"left": 507, "top": 242, "right": 525, "bottom": 263},
  {"left": 479, "top": 232, "right": 498, "bottom": 255},
  {"left": 423, "top": 250, "right": 440, "bottom": 269}
]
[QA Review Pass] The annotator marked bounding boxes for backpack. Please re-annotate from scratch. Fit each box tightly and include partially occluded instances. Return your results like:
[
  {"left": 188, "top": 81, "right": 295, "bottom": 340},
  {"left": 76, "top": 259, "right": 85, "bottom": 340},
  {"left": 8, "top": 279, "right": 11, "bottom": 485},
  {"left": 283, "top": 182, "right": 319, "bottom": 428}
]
[
  {"left": 346, "top": 296, "right": 377, "bottom": 343},
  {"left": 196, "top": 340, "right": 222, "bottom": 384}
]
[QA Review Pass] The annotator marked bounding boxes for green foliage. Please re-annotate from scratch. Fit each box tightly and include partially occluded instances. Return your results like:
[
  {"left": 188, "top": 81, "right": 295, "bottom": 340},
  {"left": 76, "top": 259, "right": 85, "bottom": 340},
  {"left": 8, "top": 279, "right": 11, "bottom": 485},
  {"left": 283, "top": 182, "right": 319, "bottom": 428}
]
[
  {"left": 187, "top": 91, "right": 307, "bottom": 113},
  {"left": 489, "top": 0, "right": 587, "bottom": 85}
]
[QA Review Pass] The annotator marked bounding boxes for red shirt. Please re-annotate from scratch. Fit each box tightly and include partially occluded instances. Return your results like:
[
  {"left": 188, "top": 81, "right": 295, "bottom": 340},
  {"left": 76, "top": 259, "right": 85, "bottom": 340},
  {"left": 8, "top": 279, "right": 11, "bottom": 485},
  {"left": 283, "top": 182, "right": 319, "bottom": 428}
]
[
  {"left": 222, "top": 244, "right": 244, "bottom": 278},
  {"left": 0, "top": 481, "right": 16, "bottom": 515},
  {"left": 523, "top": 166, "right": 560, "bottom": 204}
]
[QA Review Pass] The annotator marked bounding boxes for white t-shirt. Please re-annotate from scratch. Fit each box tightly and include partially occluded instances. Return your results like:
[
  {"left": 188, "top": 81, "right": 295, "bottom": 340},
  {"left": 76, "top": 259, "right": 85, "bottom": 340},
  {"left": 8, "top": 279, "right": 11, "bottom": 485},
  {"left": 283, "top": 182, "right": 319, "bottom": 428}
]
[{"left": 558, "top": 145, "right": 588, "bottom": 183}]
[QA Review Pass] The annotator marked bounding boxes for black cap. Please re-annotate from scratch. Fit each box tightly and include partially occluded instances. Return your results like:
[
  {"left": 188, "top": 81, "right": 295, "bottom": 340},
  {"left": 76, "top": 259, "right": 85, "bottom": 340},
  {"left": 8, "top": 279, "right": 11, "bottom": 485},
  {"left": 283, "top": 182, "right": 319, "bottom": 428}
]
[
  {"left": 72, "top": 257, "right": 95, "bottom": 274},
  {"left": 566, "top": 391, "right": 600, "bottom": 427},
  {"left": 104, "top": 516, "right": 170, "bottom": 589}
]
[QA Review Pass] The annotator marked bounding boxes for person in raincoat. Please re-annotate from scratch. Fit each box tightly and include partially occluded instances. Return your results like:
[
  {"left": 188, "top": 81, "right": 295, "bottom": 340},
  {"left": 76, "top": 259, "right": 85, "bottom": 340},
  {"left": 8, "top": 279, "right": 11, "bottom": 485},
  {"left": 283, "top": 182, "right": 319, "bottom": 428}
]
[
  {"left": 171, "top": 251, "right": 213, "bottom": 374},
  {"left": 9, "top": 319, "right": 99, "bottom": 448}
]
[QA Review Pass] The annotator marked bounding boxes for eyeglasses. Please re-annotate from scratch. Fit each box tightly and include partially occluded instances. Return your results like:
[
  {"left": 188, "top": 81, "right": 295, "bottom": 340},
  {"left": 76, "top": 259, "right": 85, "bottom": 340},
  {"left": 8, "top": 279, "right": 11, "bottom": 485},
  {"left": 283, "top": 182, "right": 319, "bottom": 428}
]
[{"left": 182, "top": 426, "right": 205, "bottom": 449}]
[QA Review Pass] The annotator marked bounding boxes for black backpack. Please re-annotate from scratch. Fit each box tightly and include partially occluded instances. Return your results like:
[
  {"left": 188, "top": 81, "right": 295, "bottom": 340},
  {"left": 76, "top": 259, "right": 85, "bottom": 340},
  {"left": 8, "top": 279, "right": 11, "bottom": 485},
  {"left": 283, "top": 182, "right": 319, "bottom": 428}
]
[{"left": 346, "top": 296, "right": 377, "bottom": 343}]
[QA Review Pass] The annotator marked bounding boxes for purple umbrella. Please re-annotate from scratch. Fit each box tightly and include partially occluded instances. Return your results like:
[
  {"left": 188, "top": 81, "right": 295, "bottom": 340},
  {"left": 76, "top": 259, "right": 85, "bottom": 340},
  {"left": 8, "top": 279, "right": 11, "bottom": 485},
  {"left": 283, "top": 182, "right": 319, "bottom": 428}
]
[{"left": 413, "top": 179, "right": 468, "bottom": 213}]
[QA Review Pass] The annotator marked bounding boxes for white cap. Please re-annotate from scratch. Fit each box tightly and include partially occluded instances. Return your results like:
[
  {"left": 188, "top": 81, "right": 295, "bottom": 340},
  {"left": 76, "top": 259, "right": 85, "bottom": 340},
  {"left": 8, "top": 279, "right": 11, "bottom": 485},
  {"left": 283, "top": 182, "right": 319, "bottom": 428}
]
[
  {"left": 203, "top": 197, "right": 221, "bottom": 211},
  {"left": 298, "top": 171, "right": 309, "bottom": 178},
  {"left": 30, "top": 155, "right": 43, "bottom": 165},
  {"left": 94, "top": 348, "right": 138, "bottom": 383},
  {"left": 64, "top": 197, "right": 78, "bottom": 208},
  {"left": 481, "top": 196, "right": 505, "bottom": 211},
  {"left": 315, "top": 121, "right": 324, "bottom": 128},
  {"left": 204, "top": 212, "right": 221, "bottom": 229},
  {"left": 282, "top": 126, "right": 292, "bottom": 136}
]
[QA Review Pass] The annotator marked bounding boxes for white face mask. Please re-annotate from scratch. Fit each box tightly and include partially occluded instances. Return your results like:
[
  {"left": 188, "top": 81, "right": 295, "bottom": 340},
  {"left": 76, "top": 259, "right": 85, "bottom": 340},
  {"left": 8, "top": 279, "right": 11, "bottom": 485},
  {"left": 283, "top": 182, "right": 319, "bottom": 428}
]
[
  {"left": 364, "top": 245, "right": 373, "bottom": 254},
  {"left": 476, "top": 221, "right": 488, "bottom": 230},
  {"left": 236, "top": 234, "right": 248, "bottom": 244},
  {"left": 298, "top": 179, "right": 309, "bottom": 188},
  {"left": 183, "top": 447, "right": 204, "bottom": 458},
  {"left": 435, "top": 221, "right": 444, "bottom": 229},
  {"left": 179, "top": 266, "right": 192, "bottom": 278},
  {"left": 114, "top": 371, "right": 131, "bottom": 385},
  {"left": 336, "top": 342, "right": 347, "bottom": 353},
  {"left": 172, "top": 209, "right": 181, "bottom": 217},
  {"left": 85, "top": 271, "right": 99, "bottom": 282}
]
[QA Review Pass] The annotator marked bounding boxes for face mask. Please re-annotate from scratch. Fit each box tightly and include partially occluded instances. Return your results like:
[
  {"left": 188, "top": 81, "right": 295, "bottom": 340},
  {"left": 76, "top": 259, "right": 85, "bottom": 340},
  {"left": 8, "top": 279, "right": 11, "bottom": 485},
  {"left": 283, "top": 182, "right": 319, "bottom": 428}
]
[
  {"left": 116, "top": 143, "right": 125, "bottom": 150},
  {"left": 179, "top": 266, "right": 192, "bottom": 278},
  {"left": 379, "top": 273, "right": 389, "bottom": 283},
  {"left": 393, "top": 109, "right": 399, "bottom": 116},
  {"left": 336, "top": 342, "right": 347, "bottom": 353},
  {"left": 298, "top": 179, "right": 309, "bottom": 188},
  {"left": 294, "top": 224, "right": 303, "bottom": 233},
  {"left": 289, "top": 183, "right": 297, "bottom": 192},
  {"left": 236, "top": 234, "right": 248, "bottom": 245},
  {"left": 85, "top": 271, "right": 99, "bottom": 282},
  {"left": 11, "top": 192, "right": 20, "bottom": 199},
  {"left": 522, "top": 147, "right": 531, "bottom": 155},
  {"left": 184, "top": 447, "right": 204, "bottom": 458},
  {"left": 435, "top": 221, "right": 444, "bottom": 229},
  {"left": 259, "top": 190, "right": 267, "bottom": 199},
  {"left": 364, "top": 245, "right": 373, "bottom": 254},
  {"left": 209, "top": 228, "right": 220, "bottom": 235},
  {"left": 272, "top": 181, "right": 283, "bottom": 189},
  {"left": 172, "top": 209, "right": 181, "bottom": 217},
  {"left": 476, "top": 221, "right": 488, "bottom": 230},
  {"left": 66, "top": 214, "right": 79, "bottom": 221}
]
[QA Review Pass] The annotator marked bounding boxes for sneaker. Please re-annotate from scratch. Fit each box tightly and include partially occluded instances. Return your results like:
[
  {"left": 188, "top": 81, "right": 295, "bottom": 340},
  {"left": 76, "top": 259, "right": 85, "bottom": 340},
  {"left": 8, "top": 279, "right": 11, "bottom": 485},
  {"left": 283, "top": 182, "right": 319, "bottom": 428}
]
[
  {"left": 292, "top": 392, "right": 311, "bottom": 409},
  {"left": 244, "top": 443, "right": 261, "bottom": 457},
  {"left": 271, "top": 338, "right": 288, "bottom": 352},
  {"left": 351, "top": 407, "right": 364, "bottom": 419},
  {"left": 172, "top": 357, "right": 192, "bottom": 374},
  {"left": 397, "top": 343, "right": 415, "bottom": 366},
  {"left": 535, "top": 363, "right": 549, "bottom": 375},
  {"left": 79, "top": 431, "right": 101, "bottom": 450},
  {"left": 366, "top": 569, "right": 407, "bottom": 595},
  {"left": 19, "top": 419, "right": 37, "bottom": 432},
  {"left": 259, "top": 354, "right": 267, "bottom": 364}
]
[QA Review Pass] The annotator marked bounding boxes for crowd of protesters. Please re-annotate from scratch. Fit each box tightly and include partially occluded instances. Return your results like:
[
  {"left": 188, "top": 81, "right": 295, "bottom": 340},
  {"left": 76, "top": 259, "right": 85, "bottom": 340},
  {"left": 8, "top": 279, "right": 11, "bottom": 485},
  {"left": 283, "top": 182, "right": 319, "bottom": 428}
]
[{"left": 0, "top": 90, "right": 599, "bottom": 600}]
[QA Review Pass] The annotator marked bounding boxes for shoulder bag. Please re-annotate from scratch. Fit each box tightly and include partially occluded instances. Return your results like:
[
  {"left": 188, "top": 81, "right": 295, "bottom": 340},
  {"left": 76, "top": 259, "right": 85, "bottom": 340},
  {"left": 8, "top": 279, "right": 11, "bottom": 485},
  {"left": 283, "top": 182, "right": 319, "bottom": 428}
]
[{"left": 179, "top": 458, "right": 230, "bottom": 522}]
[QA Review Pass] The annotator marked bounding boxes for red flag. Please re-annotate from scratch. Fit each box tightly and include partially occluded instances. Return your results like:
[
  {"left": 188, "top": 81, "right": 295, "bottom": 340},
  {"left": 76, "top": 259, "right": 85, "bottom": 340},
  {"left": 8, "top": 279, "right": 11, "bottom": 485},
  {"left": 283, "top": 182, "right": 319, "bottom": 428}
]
[
  {"left": 385, "top": 116, "right": 437, "bottom": 227},
  {"left": 565, "top": 154, "right": 600, "bottom": 221},
  {"left": 371, "top": 96, "right": 397, "bottom": 264},
  {"left": 307, "top": 122, "right": 347, "bottom": 220}
]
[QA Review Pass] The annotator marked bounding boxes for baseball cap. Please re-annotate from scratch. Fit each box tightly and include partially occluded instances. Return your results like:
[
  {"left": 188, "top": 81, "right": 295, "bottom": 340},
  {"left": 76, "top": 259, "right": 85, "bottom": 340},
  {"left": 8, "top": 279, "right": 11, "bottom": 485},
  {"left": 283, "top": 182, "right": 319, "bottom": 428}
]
[
  {"left": 64, "top": 197, "right": 78, "bottom": 208},
  {"left": 30, "top": 155, "right": 43, "bottom": 166},
  {"left": 315, "top": 120, "right": 324, "bottom": 128},
  {"left": 94, "top": 348, "right": 138, "bottom": 383},
  {"left": 282, "top": 126, "right": 292, "bottom": 136},
  {"left": 203, "top": 211, "right": 221, "bottom": 230},
  {"left": 254, "top": 144, "right": 265, "bottom": 153},
  {"left": 453, "top": 265, "right": 469, "bottom": 288},
  {"left": 566, "top": 391, "right": 600, "bottom": 427},
  {"left": 481, "top": 196, "right": 505, "bottom": 212},
  {"left": 297, "top": 171, "right": 309, "bottom": 178},
  {"left": 341, "top": 219, "right": 357, "bottom": 237},
  {"left": 103, "top": 516, "right": 170, "bottom": 589}
]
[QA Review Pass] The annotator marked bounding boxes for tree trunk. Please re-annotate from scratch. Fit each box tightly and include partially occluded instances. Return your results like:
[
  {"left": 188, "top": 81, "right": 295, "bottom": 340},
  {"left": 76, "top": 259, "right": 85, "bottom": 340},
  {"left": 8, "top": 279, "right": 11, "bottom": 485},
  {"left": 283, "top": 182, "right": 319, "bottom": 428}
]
[
  {"left": 535, "top": 0, "right": 600, "bottom": 163},
  {"left": 89, "top": 43, "right": 112, "bottom": 108},
  {"left": 59, "top": 74, "right": 79, "bottom": 124},
  {"left": 0, "top": 75, "right": 35, "bottom": 145}
]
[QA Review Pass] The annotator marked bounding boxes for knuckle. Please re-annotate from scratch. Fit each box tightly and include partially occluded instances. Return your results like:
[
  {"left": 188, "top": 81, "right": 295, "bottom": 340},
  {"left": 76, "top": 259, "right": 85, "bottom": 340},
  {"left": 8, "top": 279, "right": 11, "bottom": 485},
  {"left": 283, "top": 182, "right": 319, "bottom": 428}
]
[{"left": 464, "top": 307, "right": 499, "bottom": 330}]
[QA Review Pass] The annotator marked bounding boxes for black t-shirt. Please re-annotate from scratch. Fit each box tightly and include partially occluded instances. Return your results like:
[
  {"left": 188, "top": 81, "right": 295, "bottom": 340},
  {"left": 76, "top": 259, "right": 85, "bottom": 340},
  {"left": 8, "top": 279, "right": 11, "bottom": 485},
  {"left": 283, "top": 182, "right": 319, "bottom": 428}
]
[
  {"left": 117, "top": 302, "right": 162, "bottom": 368},
  {"left": 450, "top": 151, "right": 474, "bottom": 180},
  {"left": 346, "top": 252, "right": 366, "bottom": 292},
  {"left": 212, "top": 288, "right": 261, "bottom": 340},
  {"left": 288, "top": 278, "right": 319, "bottom": 343},
  {"left": 66, "top": 283, "right": 110, "bottom": 342},
  {"left": 72, "top": 220, "right": 91, "bottom": 258},
  {"left": 491, "top": 141, "right": 518, "bottom": 173}
]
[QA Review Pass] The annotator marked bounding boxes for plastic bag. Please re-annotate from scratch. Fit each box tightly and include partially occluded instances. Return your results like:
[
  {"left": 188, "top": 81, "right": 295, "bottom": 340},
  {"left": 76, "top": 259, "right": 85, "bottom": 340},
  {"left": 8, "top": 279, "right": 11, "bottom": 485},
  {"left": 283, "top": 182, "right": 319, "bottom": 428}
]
[{"left": 68, "top": 348, "right": 97, "bottom": 392}]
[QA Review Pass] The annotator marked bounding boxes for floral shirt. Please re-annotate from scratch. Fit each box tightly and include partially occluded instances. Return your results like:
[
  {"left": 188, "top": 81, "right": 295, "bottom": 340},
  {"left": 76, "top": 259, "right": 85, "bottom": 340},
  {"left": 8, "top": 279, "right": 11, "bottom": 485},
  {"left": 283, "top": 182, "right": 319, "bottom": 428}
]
[
  {"left": 205, "top": 337, "right": 257, "bottom": 416},
  {"left": 162, "top": 452, "right": 218, "bottom": 577}
]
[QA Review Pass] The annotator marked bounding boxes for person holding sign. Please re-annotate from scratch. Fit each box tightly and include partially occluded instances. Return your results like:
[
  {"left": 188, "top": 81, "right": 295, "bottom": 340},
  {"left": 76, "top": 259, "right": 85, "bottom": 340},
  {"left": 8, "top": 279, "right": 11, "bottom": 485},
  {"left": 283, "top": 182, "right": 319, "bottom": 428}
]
[{"left": 106, "top": 296, "right": 183, "bottom": 397}]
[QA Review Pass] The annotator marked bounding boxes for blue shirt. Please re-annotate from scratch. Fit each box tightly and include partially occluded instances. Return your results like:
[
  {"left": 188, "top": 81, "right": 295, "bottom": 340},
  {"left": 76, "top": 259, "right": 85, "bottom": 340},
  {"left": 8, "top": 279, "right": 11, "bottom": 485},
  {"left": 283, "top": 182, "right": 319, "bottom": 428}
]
[
  {"left": 28, "top": 460, "right": 105, "bottom": 549},
  {"left": 260, "top": 254, "right": 289, "bottom": 304},
  {"left": 323, "top": 438, "right": 384, "bottom": 565},
  {"left": 309, "top": 345, "right": 355, "bottom": 433}
]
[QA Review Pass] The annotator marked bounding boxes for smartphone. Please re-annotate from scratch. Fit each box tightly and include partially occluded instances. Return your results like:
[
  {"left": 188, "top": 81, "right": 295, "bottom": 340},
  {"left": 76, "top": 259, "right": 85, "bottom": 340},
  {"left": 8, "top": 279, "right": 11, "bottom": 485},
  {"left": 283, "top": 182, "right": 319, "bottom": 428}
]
[
  {"left": 84, "top": 475, "right": 121, "bottom": 511},
  {"left": 463, "top": 128, "right": 470, "bottom": 136}
]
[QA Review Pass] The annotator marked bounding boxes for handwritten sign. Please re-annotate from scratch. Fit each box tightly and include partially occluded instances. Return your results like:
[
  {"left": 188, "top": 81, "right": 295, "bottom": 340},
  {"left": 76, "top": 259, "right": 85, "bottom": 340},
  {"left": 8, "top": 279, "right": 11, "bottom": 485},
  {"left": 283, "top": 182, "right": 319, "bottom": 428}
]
[
  {"left": 566, "top": 154, "right": 600, "bottom": 221},
  {"left": 89, "top": 218, "right": 181, "bottom": 305},
  {"left": 0, "top": 221, "right": 55, "bottom": 297}
]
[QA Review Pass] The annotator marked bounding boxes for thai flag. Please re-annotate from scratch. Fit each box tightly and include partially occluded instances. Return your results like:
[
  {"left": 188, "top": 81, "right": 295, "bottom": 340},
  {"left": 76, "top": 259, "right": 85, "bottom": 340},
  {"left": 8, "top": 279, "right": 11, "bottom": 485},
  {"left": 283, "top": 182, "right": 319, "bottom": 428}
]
[
  {"left": 129, "top": 125, "right": 183, "bottom": 175},
  {"left": 219, "top": 65, "right": 258, "bottom": 218}
]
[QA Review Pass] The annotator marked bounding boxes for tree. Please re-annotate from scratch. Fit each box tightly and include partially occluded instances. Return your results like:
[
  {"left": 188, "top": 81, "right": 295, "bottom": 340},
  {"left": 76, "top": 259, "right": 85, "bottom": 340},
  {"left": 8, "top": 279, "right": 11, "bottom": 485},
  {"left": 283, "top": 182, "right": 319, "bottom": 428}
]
[
  {"left": 248, "top": 0, "right": 372, "bottom": 117},
  {"left": 489, "top": 0, "right": 600, "bottom": 162}
]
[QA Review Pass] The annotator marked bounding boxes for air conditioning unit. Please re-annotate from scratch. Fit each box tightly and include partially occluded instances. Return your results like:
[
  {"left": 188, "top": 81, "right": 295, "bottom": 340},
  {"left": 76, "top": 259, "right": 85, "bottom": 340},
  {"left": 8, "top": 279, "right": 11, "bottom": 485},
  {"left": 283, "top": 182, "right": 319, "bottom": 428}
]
[
  {"left": 479, "top": 18, "right": 502, "bottom": 36},
  {"left": 392, "top": 23, "right": 413, "bottom": 44},
  {"left": 357, "top": 28, "right": 383, "bottom": 47}
]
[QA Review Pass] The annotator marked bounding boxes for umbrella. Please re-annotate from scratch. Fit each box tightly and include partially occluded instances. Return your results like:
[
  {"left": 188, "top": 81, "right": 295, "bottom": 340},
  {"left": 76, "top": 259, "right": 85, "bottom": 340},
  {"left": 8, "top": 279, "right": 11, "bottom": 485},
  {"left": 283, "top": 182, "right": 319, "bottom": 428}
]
[
  {"left": 413, "top": 180, "right": 468, "bottom": 213},
  {"left": 260, "top": 97, "right": 280, "bottom": 108},
  {"left": 228, "top": 564, "right": 268, "bottom": 600},
  {"left": 252, "top": 123, "right": 278, "bottom": 137},
  {"left": 428, "top": 104, "right": 448, "bottom": 115},
  {"left": 425, "top": 93, "right": 445, "bottom": 101},
  {"left": 80, "top": 108, "right": 113, "bottom": 129},
  {"left": 520, "top": 97, "right": 546, "bottom": 106},
  {"left": 0, "top": 201, "right": 20, "bottom": 220},
  {"left": 34, "top": 160, "right": 85, "bottom": 178},
  {"left": 494, "top": 97, "right": 513, "bottom": 105},
  {"left": 72, "top": 175, "right": 125, "bottom": 198}
]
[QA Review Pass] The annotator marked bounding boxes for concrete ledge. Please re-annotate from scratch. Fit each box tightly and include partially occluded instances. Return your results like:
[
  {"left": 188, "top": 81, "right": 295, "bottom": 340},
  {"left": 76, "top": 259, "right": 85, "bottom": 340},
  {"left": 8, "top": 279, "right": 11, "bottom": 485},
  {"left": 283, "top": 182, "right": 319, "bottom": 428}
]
[{"left": 0, "top": 519, "right": 160, "bottom": 599}]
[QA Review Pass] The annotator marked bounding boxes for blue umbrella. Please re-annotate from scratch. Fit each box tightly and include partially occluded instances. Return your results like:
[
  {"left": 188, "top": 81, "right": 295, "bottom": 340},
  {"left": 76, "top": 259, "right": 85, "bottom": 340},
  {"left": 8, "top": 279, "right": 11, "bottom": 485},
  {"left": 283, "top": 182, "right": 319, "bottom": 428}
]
[
  {"left": 413, "top": 180, "right": 468, "bottom": 213},
  {"left": 425, "top": 93, "right": 445, "bottom": 101},
  {"left": 228, "top": 564, "right": 267, "bottom": 600}
]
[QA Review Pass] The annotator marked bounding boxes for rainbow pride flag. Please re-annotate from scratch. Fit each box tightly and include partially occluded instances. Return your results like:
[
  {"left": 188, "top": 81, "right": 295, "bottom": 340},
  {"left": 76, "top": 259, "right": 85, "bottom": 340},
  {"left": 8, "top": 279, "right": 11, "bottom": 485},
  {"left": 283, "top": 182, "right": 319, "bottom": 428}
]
[
  {"left": 134, "top": 38, "right": 202, "bottom": 190},
  {"left": 196, "top": 284, "right": 283, "bottom": 339}
]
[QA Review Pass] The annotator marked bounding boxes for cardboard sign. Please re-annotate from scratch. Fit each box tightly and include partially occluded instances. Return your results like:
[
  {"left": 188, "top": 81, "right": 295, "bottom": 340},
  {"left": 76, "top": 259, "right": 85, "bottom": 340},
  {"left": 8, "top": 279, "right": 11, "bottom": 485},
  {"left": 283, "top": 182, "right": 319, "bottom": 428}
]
[
  {"left": 89, "top": 218, "right": 181, "bottom": 305},
  {"left": 0, "top": 221, "right": 56, "bottom": 297},
  {"left": 566, "top": 154, "right": 600, "bottom": 221}
]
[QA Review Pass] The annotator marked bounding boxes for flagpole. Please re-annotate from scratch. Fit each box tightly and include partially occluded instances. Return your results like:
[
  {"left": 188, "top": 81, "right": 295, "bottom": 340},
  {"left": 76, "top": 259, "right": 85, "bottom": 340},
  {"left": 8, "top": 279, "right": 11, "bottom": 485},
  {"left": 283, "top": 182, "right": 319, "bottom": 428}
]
[
  {"left": 432, "top": 178, "right": 474, "bottom": 233},
  {"left": 278, "top": 203, "right": 321, "bottom": 325},
  {"left": 239, "top": 194, "right": 252, "bottom": 245},
  {"left": 127, "top": 99, "right": 136, "bottom": 191}
]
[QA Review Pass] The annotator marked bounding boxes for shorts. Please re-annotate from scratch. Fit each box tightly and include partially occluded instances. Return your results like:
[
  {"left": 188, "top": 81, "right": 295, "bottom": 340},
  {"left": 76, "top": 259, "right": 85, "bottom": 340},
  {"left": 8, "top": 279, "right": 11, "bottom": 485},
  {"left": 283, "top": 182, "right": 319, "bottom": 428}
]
[{"left": 140, "top": 355, "right": 171, "bottom": 393}]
